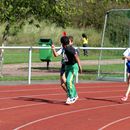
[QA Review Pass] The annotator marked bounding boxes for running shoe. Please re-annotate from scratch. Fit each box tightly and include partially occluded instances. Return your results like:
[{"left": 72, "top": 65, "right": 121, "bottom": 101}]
[
  {"left": 66, "top": 97, "right": 76, "bottom": 105},
  {"left": 121, "top": 96, "right": 128, "bottom": 101},
  {"left": 66, "top": 95, "right": 79, "bottom": 105},
  {"left": 74, "top": 95, "right": 79, "bottom": 101}
]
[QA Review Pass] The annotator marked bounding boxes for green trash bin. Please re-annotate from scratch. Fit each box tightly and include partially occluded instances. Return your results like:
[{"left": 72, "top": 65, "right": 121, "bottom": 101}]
[{"left": 38, "top": 39, "right": 52, "bottom": 69}]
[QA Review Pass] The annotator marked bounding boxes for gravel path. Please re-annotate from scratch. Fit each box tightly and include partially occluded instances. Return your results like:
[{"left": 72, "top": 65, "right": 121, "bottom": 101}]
[{"left": 1, "top": 59, "right": 123, "bottom": 76}]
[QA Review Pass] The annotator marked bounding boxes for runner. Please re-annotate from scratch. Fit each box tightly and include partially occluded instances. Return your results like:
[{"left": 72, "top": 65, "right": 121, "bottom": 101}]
[
  {"left": 121, "top": 48, "right": 130, "bottom": 101},
  {"left": 61, "top": 36, "right": 82, "bottom": 104}
]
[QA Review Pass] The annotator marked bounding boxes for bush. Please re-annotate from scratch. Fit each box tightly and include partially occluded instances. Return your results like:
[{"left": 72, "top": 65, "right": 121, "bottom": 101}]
[{"left": 0, "top": 21, "right": 102, "bottom": 47}]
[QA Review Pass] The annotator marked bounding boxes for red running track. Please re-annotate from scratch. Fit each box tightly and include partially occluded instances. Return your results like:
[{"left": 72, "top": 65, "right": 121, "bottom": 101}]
[{"left": 0, "top": 82, "right": 130, "bottom": 130}]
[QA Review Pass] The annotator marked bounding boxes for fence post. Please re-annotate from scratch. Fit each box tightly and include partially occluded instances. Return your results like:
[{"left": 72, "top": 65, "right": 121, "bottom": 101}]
[
  {"left": 28, "top": 47, "right": 32, "bottom": 84},
  {"left": 124, "top": 59, "right": 127, "bottom": 82}
]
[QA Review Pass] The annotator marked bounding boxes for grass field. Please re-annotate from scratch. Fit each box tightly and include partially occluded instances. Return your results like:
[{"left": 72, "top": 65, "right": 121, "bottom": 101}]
[
  {"left": 3, "top": 49, "right": 123, "bottom": 64},
  {"left": 0, "top": 48, "right": 124, "bottom": 82}
]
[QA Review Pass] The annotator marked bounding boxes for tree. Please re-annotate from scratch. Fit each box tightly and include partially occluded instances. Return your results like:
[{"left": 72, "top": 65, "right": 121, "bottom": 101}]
[{"left": 0, "top": 0, "right": 80, "bottom": 44}]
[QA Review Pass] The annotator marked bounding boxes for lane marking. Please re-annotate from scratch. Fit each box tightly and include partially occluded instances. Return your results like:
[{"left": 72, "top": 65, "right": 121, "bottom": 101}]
[
  {"left": 0, "top": 89, "right": 125, "bottom": 100},
  {"left": 0, "top": 102, "right": 46, "bottom": 111},
  {"left": 98, "top": 116, "right": 130, "bottom": 130},
  {"left": 0, "top": 96, "right": 122, "bottom": 111},
  {"left": 0, "top": 85, "right": 124, "bottom": 93},
  {"left": 13, "top": 102, "right": 130, "bottom": 130}
]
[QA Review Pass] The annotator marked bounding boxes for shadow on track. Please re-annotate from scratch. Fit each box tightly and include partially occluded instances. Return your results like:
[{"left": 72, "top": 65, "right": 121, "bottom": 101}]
[
  {"left": 15, "top": 97, "right": 66, "bottom": 105},
  {"left": 86, "top": 97, "right": 122, "bottom": 104}
]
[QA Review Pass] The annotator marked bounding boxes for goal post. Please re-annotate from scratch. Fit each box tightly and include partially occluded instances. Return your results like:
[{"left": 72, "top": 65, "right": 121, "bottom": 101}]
[{"left": 98, "top": 9, "right": 130, "bottom": 82}]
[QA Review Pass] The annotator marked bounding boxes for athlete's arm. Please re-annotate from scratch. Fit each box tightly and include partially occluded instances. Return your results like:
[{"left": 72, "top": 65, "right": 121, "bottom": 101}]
[
  {"left": 51, "top": 44, "right": 62, "bottom": 57},
  {"left": 124, "top": 56, "right": 130, "bottom": 60}
]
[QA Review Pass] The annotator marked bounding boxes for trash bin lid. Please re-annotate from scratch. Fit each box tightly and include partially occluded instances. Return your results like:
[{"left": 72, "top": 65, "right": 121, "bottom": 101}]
[{"left": 38, "top": 39, "right": 52, "bottom": 46}]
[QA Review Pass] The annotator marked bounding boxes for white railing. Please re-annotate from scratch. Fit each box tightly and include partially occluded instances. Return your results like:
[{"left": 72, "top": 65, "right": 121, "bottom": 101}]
[{"left": 0, "top": 46, "right": 127, "bottom": 84}]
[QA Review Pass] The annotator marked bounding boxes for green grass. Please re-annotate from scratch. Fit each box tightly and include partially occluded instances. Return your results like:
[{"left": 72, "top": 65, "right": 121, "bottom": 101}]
[
  {"left": 0, "top": 20, "right": 125, "bottom": 83},
  {"left": 0, "top": 75, "right": 60, "bottom": 81},
  {"left": 0, "top": 74, "right": 97, "bottom": 81},
  {"left": 0, "top": 48, "right": 124, "bottom": 82},
  {"left": 0, "top": 76, "right": 28, "bottom": 81},
  {"left": 3, "top": 49, "right": 123, "bottom": 64},
  {"left": 0, "top": 63, "right": 124, "bottom": 81},
  {"left": 4, "top": 50, "right": 40, "bottom": 64},
  {"left": 0, "top": 21, "right": 102, "bottom": 47}
]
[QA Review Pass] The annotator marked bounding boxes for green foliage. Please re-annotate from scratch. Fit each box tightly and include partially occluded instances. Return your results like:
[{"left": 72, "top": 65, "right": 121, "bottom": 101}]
[
  {"left": 1, "top": 0, "right": 130, "bottom": 47},
  {"left": 0, "top": 21, "right": 101, "bottom": 47},
  {"left": 0, "top": 0, "right": 80, "bottom": 41},
  {"left": 105, "top": 10, "right": 130, "bottom": 47}
]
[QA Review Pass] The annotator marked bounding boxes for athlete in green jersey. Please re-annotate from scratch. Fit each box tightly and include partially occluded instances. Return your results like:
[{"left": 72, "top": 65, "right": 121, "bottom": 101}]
[{"left": 61, "top": 36, "right": 82, "bottom": 105}]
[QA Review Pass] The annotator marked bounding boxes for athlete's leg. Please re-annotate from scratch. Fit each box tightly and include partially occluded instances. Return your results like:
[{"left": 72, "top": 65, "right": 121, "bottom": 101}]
[
  {"left": 125, "top": 73, "right": 130, "bottom": 97},
  {"left": 65, "top": 64, "right": 78, "bottom": 98},
  {"left": 83, "top": 44, "right": 88, "bottom": 56},
  {"left": 60, "top": 73, "right": 67, "bottom": 92},
  {"left": 60, "top": 64, "right": 67, "bottom": 92},
  {"left": 121, "top": 63, "right": 130, "bottom": 101}
]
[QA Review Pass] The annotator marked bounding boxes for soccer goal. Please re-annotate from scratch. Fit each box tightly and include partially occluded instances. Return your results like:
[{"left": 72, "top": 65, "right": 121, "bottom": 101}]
[{"left": 97, "top": 9, "right": 130, "bottom": 82}]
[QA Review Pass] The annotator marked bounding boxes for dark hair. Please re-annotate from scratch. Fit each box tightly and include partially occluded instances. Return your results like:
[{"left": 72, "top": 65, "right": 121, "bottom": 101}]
[
  {"left": 68, "top": 35, "right": 73, "bottom": 42},
  {"left": 60, "top": 36, "right": 69, "bottom": 45},
  {"left": 82, "top": 33, "right": 87, "bottom": 38}
]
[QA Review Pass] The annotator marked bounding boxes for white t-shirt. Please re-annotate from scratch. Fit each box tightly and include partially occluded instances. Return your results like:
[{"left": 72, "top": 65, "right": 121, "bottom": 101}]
[
  {"left": 123, "top": 48, "right": 130, "bottom": 57},
  {"left": 123, "top": 48, "right": 130, "bottom": 62},
  {"left": 57, "top": 48, "right": 66, "bottom": 64},
  {"left": 57, "top": 48, "right": 62, "bottom": 55}
]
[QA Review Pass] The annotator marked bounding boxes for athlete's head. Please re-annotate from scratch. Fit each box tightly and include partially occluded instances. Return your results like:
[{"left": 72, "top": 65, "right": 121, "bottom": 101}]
[
  {"left": 68, "top": 36, "right": 73, "bottom": 45},
  {"left": 82, "top": 33, "right": 87, "bottom": 38},
  {"left": 60, "top": 36, "right": 69, "bottom": 47}
]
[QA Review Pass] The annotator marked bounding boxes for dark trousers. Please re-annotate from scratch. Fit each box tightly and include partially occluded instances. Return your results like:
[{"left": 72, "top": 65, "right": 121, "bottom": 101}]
[{"left": 83, "top": 44, "right": 88, "bottom": 56}]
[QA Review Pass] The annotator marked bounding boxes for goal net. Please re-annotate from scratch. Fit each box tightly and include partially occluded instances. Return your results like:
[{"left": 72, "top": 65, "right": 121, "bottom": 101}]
[{"left": 98, "top": 9, "right": 130, "bottom": 81}]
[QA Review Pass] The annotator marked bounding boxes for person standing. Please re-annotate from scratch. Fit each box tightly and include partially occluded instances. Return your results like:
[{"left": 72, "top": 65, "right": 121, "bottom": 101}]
[
  {"left": 51, "top": 44, "right": 67, "bottom": 92},
  {"left": 51, "top": 35, "right": 76, "bottom": 93},
  {"left": 82, "top": 33, "right": 88, "bottom": 56},
  {"left": 121, "top": 48, "right": 130, "bottom": 101},
  {"left": 61, "top": 36, "right": 82, "bottom": 105},
  {"left": 51, "top": 32, "right": 67, "bottom": 92}
]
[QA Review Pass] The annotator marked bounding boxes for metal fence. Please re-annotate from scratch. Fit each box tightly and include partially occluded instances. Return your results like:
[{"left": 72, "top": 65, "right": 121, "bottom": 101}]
[{"left": 0, "top": 46, "right": 127, "bottom": 84}]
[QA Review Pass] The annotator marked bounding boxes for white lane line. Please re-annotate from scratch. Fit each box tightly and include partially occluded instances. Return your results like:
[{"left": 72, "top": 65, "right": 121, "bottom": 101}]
[
  {"left": 0, "top": 95, "right": 122, "bottom": 111},
  {"left": 0, "top": 86, "right": 91, "bottom": 93},
  {"left": 0, "top": 84, "right": 124, "bottom": 93},
  {"left": 13, "top": 102, "right": 130, "bottom": 130},
  {"left": 0, "top": 88, "right": 59, "bottom": 92},
  {"left": 98, "top": 116, "right": 130, "bottom": 130},
  {"left": 0, "top": 102, "right": 46, "bottom": 111},
  {"left": 0, "top": 89, "right": 125, "bottom": 100}
]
